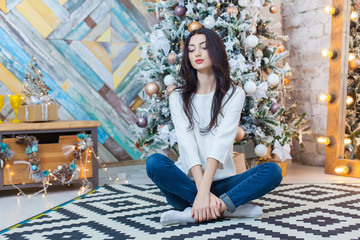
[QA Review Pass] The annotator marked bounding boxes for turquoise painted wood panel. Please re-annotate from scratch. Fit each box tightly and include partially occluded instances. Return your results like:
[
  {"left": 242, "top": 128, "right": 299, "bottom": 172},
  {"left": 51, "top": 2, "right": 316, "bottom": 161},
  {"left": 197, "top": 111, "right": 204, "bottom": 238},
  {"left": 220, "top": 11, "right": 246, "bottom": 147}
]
[
  {"left": 0, "top": 0, "right": 157, "bottom": 161},
  {"left": 49, "top": 40, "right": 105, "bottom": 91},
  {"left": 111, "top": 12, "right": 135, "bottom": 42},
  {"left": 65, "top": 21, "right": 91, "bottom": 40},
  {"left": 112, "top": 0, "right": 148, "bottom": 42},
  {"left": 64, "top": 0, "right": 85, "bottom": 14}
]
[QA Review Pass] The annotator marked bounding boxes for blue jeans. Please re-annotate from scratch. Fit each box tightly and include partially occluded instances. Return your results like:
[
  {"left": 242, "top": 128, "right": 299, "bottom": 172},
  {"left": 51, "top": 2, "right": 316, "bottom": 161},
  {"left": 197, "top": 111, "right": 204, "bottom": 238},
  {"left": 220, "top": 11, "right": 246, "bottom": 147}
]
[{"left": 146, "top": 153, "right": 283, "bottom": 213}]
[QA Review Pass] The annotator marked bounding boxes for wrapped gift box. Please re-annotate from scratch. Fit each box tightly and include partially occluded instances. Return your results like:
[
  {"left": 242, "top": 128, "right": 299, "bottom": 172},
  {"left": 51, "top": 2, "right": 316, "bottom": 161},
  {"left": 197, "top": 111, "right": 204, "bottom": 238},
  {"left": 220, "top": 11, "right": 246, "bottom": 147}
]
[
  {"left": 233, "top": 152, "right": 246, "bottom": 174},
  {"left": 18, "top": 104, "right": 58, "bottom": 122}
]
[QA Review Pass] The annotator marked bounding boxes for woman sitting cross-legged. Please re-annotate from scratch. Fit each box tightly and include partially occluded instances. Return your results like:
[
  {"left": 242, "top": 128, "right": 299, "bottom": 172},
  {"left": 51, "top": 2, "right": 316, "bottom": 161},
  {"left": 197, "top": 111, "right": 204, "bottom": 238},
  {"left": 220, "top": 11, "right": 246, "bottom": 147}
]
[{"left": 146, "top": 28, "right": 283, "bottom": 226}]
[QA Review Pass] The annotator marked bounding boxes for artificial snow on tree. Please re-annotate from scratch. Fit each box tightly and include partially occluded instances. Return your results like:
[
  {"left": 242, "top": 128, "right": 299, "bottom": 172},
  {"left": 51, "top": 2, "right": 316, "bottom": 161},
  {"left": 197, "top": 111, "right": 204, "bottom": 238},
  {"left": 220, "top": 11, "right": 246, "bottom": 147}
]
[
  {"left": 132, "top": 0, "right": 311, "bottom": 162},
  {"left": 345, "top": 0, "right": 360, "bottom": 159}
]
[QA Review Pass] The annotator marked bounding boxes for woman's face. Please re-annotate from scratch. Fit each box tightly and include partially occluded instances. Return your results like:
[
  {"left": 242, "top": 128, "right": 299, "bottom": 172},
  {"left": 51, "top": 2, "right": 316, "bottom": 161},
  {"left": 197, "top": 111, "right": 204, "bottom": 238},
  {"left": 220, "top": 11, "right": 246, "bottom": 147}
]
[{"left": 188, "top": 34, "right": 212, "bottom": 72}]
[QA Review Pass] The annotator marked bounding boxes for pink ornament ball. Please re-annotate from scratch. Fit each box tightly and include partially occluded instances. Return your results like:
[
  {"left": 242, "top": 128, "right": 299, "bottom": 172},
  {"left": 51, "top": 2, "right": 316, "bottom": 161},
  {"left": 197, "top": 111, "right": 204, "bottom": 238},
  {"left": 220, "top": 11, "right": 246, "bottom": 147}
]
[
  {"left": 174, "top": 5, "right": 186, "bottom": 17},
  {"left": 270, "top": 103, "right": 281, "bottom": 114}
]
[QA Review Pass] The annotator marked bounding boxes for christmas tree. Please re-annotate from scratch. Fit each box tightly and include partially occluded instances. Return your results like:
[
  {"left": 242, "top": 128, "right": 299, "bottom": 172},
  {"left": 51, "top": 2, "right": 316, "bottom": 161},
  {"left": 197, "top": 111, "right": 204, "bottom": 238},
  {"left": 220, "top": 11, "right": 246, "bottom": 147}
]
[
  {"left": 345, "top": 0, "right": 360, "bottom": 159},
  {"left": 132, "top": 0, "right": 310, "bottom": 162},
  {"left": 22, "top": 57, "right": 55, "bottom": 105}
]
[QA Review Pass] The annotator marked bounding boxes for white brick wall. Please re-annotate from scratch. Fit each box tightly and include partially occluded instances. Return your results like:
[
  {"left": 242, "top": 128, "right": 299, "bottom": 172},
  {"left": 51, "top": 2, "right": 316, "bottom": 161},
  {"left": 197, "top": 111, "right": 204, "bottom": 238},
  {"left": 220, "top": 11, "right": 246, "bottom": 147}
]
[{"left": 282, "top": 0, "right": 332, "bottom": 166}]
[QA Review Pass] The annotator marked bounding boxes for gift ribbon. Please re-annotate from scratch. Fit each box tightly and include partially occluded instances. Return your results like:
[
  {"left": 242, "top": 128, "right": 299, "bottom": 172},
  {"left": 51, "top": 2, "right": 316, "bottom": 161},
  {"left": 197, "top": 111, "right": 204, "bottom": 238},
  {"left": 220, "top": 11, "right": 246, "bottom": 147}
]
[
  {"left": 41, "top": 104, "right": 48, "bottom": 121},
  {"left": 25, "top": 105, "right": 29, "bottom": 122}
]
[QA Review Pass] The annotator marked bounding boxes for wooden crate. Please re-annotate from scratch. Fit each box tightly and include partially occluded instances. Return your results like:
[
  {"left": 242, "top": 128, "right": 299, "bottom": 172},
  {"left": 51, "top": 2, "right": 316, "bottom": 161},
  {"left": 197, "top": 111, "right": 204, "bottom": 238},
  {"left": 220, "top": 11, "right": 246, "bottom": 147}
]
[{"left": 3, "top": 135, "right": 92, "bottom": 185}]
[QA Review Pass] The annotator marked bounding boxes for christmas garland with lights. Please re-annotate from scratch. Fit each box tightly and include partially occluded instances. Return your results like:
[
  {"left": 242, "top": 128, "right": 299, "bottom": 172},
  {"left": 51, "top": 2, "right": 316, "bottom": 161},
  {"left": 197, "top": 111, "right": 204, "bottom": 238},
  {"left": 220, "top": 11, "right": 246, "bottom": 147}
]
[
  {"left": 2, "top": 133, "right": 97, "bottom": 197},
  {"left": 0, "top": 142, "right": 14, "bottom": 168}
]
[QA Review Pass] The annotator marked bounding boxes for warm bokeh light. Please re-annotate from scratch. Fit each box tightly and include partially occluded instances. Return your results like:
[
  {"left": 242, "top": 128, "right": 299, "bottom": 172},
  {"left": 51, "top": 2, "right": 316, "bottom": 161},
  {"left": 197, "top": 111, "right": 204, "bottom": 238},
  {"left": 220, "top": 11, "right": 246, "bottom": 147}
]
[
  {"left": 317, "top": 137, "right": 330, "bottom": 145},
  {"left": 351, "top": 10, "right": 359, "bottom": 20},
  {"left": 319, "top": 94, "right": 331, "bottom": 102},
  {"left": 321, "top": 49, "right": 333, "bottom": 58},
  {"left": 323, "top": 6, "right": 336, "bottom": 14},
  {"left": 349, "top": 53, "right": 356, "bottom": 61},
  {"left": 335, "top": 166, "right": 349, "bottom": 174},
  {"left": 344, "top": 138, "right": 352, "bottom": 145},
  {"left": 346, "top": 96, "right": 354, "bottom": 105}
]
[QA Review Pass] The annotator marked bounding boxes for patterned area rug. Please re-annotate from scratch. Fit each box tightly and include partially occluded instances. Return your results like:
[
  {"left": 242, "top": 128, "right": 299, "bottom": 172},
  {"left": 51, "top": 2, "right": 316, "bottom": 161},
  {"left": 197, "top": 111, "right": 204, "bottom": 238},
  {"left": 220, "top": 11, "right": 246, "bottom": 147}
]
[{"left": 1, "top": 183, "right": 360, "bottom": 240}]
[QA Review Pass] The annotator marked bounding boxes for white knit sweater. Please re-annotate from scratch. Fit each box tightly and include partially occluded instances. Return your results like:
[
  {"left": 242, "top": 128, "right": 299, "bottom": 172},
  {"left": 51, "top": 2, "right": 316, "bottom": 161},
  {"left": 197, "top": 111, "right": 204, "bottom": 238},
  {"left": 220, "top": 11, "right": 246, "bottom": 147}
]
[{"left": 169, "top": 86, "right": 245, "bottom": 181}]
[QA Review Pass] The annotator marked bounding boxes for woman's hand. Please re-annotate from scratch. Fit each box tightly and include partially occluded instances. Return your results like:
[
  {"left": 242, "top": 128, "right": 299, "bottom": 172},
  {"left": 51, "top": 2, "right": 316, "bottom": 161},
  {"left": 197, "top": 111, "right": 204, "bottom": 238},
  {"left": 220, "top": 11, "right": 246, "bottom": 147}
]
[{"left": 192, "top": 191, "right": 221, "bottom": 222}]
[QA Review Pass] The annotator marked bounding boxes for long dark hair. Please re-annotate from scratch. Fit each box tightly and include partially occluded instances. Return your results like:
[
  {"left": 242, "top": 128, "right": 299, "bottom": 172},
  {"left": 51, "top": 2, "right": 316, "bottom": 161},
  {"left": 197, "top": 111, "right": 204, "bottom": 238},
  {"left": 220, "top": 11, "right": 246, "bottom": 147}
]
[{"left": 178, "top": 28, "right": 236, "bottom": 134}]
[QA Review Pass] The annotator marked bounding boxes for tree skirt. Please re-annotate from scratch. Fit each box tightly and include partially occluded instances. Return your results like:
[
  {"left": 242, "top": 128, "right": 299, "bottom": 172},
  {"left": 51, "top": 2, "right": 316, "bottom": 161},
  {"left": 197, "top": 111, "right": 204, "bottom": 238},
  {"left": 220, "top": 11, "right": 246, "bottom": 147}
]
[{"left": 1, "top": 183, "right": 360, "bottom": 240}]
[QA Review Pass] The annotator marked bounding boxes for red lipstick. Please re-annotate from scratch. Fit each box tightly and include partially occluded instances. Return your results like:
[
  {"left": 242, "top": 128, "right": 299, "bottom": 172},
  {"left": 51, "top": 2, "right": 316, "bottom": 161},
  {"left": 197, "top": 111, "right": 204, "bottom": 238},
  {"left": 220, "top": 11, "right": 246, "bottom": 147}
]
[{"left": 195, "top": 59, "right": 204, "bottom": 64}]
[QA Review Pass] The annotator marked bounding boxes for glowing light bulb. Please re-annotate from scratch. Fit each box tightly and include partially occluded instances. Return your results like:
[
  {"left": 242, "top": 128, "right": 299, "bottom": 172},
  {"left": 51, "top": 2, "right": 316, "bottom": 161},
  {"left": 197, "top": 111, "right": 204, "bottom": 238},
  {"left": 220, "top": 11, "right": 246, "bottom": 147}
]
[
  {"left": 322, "top": 49, "right": 333, "bottom": 58},
  {"left": 319, "top": 94, "right": 331, "bottom": 102},
  {"left": 335, "top": 166, "right": 349, "bottom": 173},
  {"left": 317, "top": 137, "right": 330, "bottom": 145},
  {"left": 344, "top": 138, "right": 352, "bottom": 145},
  {"left": 351, "top": 11, "right": 359, "bottom": 20},
  {"left": 323, "top": 5, "right": 336, "bottom": 14},
  {"left": 349, "top": 53, "right": 356, "bottom": 61},
  {"left": 346, "top": 96, "right": 354, "bottom": 105}
]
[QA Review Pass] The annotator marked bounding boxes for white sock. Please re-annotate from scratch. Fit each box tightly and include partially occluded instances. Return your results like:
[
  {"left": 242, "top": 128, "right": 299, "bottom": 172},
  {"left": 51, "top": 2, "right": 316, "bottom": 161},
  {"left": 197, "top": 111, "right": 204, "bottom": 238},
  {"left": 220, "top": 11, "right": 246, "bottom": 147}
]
[
  {"left": 223, "top": 204, "right": 263, "bottom": 218},
  {"left": 160, "top": 207, "right": 195, "bottom": 226}
]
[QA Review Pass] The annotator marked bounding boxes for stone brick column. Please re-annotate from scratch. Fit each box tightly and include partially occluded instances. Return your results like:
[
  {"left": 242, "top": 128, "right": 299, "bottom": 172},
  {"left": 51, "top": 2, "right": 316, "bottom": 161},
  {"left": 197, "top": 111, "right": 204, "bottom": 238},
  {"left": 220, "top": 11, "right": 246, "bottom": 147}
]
[{"left": 282, "top": 0, "right": 332, "bottom": 166}]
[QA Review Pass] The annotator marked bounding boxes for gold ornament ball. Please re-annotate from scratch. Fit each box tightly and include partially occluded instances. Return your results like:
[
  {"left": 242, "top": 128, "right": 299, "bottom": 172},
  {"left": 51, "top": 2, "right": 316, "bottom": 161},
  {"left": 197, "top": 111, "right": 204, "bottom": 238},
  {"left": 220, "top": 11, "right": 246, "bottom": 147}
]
[
  {"left": 188, "top": 21, "right": 202, "bottom": 32},
  {"left": 269, "top": 44, "right": 280, "bottom": 54},
  {"left": 235, "top": 126, "right": 245, "bottom": 142},
  {"left": 263, "top": 2, "right": 269, "bottom": 7},
  {"left": 145, "top": 82, "right": 160, "bottom": 97},
  {"left": 349, "top": 57, "right": 360, "bottom": 70},
  {"left": 226, "top": 5, "right": 239, "bottom": 16},
  {"left": 278, "top": 43, "right": 285, "bottom": 52},
  {"left": 269, "top": 5, "right": 278, "bottom": 13},
  {"left": 167, "top": 52, "right": 179, "bottom": 65},
  {"left": 166, "top": 84, "right": 177, "bottom": 96},
  {"left": 284, "top": 77, "right": 290, "bottom": 85}
]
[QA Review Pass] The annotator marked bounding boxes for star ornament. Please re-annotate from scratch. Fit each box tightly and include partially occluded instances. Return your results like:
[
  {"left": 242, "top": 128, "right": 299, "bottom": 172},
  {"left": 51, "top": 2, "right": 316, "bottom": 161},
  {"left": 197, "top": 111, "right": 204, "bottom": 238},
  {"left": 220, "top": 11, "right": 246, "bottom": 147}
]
[
  {"left": 272, "top": 140, "right": 292, "bottom": 162},
  {"left": 224, "top": 37, "right": 236, "bottom": 52},
  {"left": 274, "top": 125, "right": 283, "bottom": 137}
]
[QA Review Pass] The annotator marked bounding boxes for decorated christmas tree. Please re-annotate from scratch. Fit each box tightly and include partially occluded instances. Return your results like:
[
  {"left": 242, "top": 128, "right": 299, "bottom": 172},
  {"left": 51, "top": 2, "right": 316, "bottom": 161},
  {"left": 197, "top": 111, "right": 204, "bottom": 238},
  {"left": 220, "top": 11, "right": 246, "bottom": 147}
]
[
  {"left": 22, "top": 57, "right": 55, "bottom": 105},
  {"left": 132, "top": 0, "right": 310, "bottom": 162},
  {"left": 345, "top": 0, "right": 360, "bottom": 159}
]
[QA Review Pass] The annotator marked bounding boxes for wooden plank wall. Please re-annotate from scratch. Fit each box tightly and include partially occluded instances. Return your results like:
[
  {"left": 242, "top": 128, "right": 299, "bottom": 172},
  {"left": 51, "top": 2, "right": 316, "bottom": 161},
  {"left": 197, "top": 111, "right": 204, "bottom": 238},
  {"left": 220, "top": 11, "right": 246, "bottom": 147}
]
[{"left": 0, "top": 0, "right": 157, "bottom": 163}]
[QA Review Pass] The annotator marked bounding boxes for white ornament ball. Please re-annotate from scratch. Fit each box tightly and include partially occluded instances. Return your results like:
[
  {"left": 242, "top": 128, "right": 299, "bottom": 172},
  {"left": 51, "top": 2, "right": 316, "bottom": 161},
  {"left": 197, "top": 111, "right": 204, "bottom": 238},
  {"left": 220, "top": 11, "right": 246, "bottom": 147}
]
[
  {"left": 58, "top": 165, "right": 63, "bottom": 170},
  {"left": 238, "top": 0, "right": 248, "bottom": 7},
  {"left": 164, "top": 75, "right": 175, "bottom": 86},
  {"left": 203, "top": 16, "right": 216, "bottom": 29},
  {"left": 267, "top": 73, "right": 280, "bottom": 87},
  {"left": 245, "top": 35, "right": 258, "bottom": 48},
  {"left": 244, "top": 81, "right": 257, "bottom": 94},
  {"left": 254, "top": 49, "right": 263, "bottom": 58},
  {"left": 254, "top": 144, "right": 267, "bottom": 157}
]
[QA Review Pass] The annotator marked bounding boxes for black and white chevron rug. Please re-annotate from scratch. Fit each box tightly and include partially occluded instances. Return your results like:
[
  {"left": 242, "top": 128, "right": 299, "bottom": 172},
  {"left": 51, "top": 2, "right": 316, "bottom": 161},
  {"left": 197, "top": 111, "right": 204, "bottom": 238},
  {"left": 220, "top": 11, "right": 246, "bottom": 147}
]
[{"left": 1, "top": 183, "right": 360, "bottom": 240}]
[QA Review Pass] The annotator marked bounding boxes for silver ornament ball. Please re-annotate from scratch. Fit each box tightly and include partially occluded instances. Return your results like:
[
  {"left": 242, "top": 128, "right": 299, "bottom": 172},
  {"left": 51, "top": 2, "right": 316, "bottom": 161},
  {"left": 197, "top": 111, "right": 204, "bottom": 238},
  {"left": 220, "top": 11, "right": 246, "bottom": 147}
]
[{"left": 136, "top": 117, "right": 148, "bottom": 128}]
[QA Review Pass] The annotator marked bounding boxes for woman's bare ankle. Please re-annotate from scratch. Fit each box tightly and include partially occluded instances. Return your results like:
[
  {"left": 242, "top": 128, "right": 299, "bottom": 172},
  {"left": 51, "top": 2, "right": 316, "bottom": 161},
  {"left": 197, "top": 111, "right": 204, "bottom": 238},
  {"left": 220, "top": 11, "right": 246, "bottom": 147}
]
[{"left": 219, "top": 199, "right": 227, "bottom": 213}]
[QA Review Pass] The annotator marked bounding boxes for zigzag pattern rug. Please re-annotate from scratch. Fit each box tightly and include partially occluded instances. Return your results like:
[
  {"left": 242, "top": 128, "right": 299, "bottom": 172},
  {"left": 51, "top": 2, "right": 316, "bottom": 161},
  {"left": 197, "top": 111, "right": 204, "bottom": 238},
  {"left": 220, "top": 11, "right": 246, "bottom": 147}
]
[{"left": 1, "top": 183, "right": 360, "bottom": 240}]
